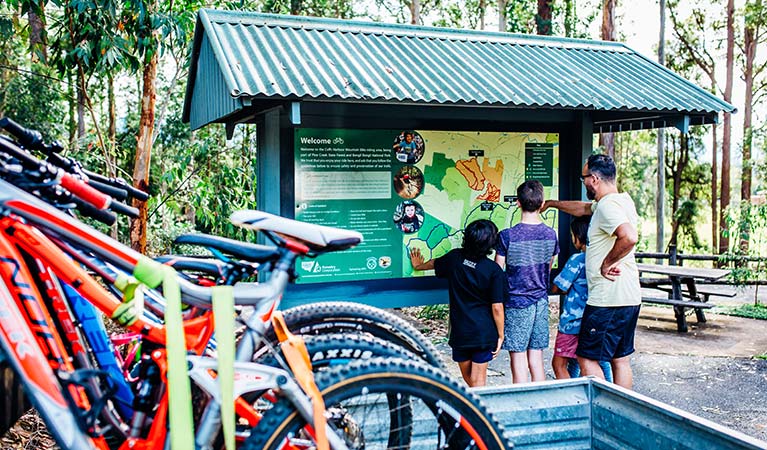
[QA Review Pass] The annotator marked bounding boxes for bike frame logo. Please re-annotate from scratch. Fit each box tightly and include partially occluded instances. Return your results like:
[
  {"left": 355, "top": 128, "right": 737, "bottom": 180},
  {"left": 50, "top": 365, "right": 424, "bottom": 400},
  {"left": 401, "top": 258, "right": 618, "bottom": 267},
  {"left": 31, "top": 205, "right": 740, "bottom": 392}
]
[{"left": 0, "top": 254, "right": 64, "bottom": 367}]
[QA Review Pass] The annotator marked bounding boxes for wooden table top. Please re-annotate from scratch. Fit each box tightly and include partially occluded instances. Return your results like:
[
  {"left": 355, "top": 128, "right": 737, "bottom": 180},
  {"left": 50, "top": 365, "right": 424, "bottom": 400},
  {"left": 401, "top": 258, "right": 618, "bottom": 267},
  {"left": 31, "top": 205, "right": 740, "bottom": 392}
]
[{"left": 637, "top": 263, "right": 730, "bottom": 281}]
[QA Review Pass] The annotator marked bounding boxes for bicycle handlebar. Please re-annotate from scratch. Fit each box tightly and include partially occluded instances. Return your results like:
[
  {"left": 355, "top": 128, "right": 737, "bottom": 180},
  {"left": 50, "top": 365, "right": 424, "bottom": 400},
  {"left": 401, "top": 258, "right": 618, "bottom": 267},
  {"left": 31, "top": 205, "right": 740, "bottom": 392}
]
[
  {"left": 1, "top": 117, "right": 149, "bottom": 203},
  {"left": 71, "top": 197, "right": 118, "bottom": 226},
  {"left": 86, "top": 178, "right": 129, "bottom": 202},
  {"left": 0, "top": 117, "right": 64, "bottom": 154},
  {"left": 59, "top": 172, "right": 111, "bottom": 210},
  {"left": 108, "top": 199, "right": 140, "bottom": 218}
]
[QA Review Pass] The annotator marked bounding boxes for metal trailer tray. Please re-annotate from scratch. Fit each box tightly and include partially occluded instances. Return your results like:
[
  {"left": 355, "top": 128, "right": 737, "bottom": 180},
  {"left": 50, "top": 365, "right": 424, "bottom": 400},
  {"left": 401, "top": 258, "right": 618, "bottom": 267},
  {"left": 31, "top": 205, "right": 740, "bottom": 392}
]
[{"left": 477, "top": 377, "right": 766, "bottom": 450}]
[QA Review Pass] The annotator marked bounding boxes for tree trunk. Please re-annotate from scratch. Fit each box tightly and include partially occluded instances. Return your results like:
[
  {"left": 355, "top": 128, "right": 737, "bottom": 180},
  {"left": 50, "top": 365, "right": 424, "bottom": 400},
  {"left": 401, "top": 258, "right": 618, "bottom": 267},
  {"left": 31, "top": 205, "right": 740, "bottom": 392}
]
[
  {"left": 669, "top": 134, "right": 688, "bottom": 247},
  {"left": 479, "top": 0, "right": 486, "bottom": 30},
  {"left": 601, "top": 0, "right": 616, "bottom": 40},
  {"left": 719, "top": 0, "right": 734, "bottom": 255},
  {"left": 564, "top": 0, "right": 575, "bottom": 37},
  {"left": 28, "top": 8, "right": 47, "bottom": 64},
  {"left": 740, "top": 8, "right": 757, "bottom": 253},
  {"left": 130, "top": 51, "right": 158, "bottom": 253},
  {"left": 656, "top": 0, "right": 666, "bottom": 254},
  {"left": 536, "top": 0, "right": 553, "bottom": 35},
  {"left": 108, "top": 74, "right": 116, "bottom": 173},
  {"left": 67, "top": 71, "right": 76, "bottom": 150},
  {"left": 409, "top": 0, "right": 421, "bottom": 24},
  {"left": 498, "top": 0, "right": 507, "bottom": 31},
  {"left": 741, "top": 13, "right": 756, "bottom": 204},
  {"left": 711, "top": 123, "right": 718, "bottom": 252},
  {"left": 290, "top": 0, "right": 301, "bottom": 15},
  {"left": 77, "top": 70, "right": 86, "bottom": 139},
  {"left": 600, "top": 0, "right": 616, "bottom": 158}
]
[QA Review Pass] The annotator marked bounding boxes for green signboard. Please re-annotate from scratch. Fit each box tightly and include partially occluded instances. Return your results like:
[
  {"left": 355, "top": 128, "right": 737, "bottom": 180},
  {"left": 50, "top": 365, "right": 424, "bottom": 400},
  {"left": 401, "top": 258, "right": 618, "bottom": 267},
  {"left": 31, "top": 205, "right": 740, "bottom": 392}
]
[{"left": 294, "top": 128, "right": 559, "bottom": 283}]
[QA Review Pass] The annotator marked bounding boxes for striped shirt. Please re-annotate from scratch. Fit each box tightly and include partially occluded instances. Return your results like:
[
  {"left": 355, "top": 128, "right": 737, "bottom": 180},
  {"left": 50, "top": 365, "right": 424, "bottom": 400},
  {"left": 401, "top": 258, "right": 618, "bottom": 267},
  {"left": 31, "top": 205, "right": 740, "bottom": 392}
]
[{"left": 495, "top": 223, "right": 559, "bottom": 308}]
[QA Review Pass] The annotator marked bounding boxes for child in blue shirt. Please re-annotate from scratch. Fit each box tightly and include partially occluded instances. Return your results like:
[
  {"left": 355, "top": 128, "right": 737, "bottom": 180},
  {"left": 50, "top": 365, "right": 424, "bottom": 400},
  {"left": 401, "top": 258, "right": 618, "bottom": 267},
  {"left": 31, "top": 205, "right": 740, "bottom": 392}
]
[{"left": 551, "top": 216, "right": 613, "bottom": 381}]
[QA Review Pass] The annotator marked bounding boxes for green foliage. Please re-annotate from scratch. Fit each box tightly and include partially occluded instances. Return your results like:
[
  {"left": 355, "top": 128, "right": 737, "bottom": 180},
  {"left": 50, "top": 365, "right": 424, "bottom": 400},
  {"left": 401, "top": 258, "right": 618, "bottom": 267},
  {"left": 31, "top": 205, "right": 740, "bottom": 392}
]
[
  {"left": 613, "top": 130, "right": 657, "bottom": 219},
  {"left": 431, "top": 0, "right": 483, "bottom": 29},
  {"left": 0, "top": 64, "right": 66, "bottom": 141},
  {"left": 417, "top": 304, "right": 449, "bottom": 320},
  {"left": 721, "top": 202, "right": 767, "bottom": 306},
  {"left": 504, "top": 0, "right": 535, "bottom": 33},
  {"left": 715, "top": 303, "right": 767, "bottom": 320},
  {"left": 261, "top": 0, "right": 356, "bottom": 18}
]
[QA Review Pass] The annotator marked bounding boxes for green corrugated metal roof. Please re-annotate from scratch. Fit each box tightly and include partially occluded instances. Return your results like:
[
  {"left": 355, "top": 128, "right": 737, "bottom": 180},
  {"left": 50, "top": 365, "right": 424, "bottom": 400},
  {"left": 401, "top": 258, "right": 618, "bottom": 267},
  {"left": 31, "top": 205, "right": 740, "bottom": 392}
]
[{"left": 183, "top": 9, "right": 734, "bottom": 130}]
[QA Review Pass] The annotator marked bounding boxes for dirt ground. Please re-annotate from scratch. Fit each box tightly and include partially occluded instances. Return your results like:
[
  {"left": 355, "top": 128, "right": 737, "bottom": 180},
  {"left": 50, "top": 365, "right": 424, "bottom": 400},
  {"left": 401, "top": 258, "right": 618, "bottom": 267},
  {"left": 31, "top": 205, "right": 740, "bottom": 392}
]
[{"left": 418, "top": 288, "right": 767, "bottom": 444}]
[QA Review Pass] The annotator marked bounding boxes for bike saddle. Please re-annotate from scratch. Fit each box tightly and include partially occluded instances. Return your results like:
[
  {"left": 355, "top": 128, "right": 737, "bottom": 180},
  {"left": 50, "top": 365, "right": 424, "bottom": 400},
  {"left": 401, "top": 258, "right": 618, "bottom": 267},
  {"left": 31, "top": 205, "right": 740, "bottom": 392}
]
[
  {"left": 154, "top": 255, "right": 228, "bottom": 274},
  {"left": 230, "top": 210, "right": 363, "bottom": 252},
  {"left": 173, "top": 233, "right": 281, "bottom": 263}
]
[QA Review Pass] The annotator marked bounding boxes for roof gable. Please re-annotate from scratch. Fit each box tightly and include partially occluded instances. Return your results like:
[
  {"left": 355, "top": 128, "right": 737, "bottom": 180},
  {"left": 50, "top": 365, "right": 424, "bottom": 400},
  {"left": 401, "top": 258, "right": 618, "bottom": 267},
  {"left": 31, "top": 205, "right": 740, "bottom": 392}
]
[{"left": 183, "top": 9, "right": 734, "bottom": 130}]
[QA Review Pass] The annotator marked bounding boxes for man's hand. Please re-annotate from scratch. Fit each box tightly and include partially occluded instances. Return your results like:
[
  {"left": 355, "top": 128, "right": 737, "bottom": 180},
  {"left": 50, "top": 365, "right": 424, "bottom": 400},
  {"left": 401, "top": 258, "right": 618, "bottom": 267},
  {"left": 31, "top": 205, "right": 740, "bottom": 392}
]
[
  {"left": 600, "top": 260, "right": 621, "bottom": 281},
  {"left": 600, "top": 222, "right": 637, "bottom": 281},
  {"left": 542, "top": 200, "right": 556, "bottom": 211}
]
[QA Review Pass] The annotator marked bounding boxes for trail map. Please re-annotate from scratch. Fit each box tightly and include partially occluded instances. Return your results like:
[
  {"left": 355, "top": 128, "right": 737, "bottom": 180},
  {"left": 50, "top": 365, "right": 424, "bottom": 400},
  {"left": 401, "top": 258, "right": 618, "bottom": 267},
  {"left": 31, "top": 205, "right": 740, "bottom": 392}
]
[{"left": 293, "top": 128, "right": 559, "bottom": 283}]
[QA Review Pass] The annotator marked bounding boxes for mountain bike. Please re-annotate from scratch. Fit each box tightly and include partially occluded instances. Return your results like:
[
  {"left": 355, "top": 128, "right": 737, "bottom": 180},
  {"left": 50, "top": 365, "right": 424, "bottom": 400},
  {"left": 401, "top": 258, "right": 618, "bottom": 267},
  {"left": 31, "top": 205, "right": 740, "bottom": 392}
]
[{"left": 0, "top": 118, "right": 512, "bottom": 449}]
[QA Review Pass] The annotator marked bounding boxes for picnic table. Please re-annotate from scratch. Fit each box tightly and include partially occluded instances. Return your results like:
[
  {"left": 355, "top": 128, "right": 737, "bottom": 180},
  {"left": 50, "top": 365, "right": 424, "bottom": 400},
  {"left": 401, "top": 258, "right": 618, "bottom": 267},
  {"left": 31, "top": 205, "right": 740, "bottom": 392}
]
[{"left": 637, "top": 263, "right": 731, "bottom": 332}]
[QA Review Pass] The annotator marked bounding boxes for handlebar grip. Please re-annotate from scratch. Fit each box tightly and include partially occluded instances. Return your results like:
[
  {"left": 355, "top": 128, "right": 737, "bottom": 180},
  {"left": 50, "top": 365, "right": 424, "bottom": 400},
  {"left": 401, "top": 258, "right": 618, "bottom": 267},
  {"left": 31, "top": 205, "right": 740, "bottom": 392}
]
[
  {"left": 82, "top": 168, "right": 111, "bottom": 185},
  {"left": 109, "top": 200, "right": 140, "bottom": 218},
  {"left": 87, "top": 179, "right": 128, "bottom": 201},
  {"left": 0, "top": 117, "right": 42, "bottom": 149},
  {"left": 59, "top": 173, "right": 110, "bottom": 210},
  {"left": 123, "top": 183, "right": 149, "bottom": 202},
  {"left": 83, "top": 168, "right": 149, "bottom": 202},
  {"left": 73, "top": 198, "right": 117, "bottom": 226}
]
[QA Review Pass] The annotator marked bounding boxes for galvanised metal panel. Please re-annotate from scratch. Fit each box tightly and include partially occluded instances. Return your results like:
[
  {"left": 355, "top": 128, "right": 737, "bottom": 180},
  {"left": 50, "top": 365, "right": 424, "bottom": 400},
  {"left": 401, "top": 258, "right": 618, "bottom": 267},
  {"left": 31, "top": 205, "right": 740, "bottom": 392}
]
[
  {"left": 590, "top": 385, "right": 767, "bottom": 450},
  {"left": 477, "top": 381, "right": 592, "bottom": 450},
  {"left": 184, "top": 8, "right": 734, "bottom": 130},
  {"left": 477, "top": 378, "right": 767, "bottom": 450}
]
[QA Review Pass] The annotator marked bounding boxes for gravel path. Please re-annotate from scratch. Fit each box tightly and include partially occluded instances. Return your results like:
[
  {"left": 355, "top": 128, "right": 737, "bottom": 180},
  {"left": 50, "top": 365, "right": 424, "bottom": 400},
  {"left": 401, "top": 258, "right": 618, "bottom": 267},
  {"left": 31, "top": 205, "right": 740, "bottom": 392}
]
[{"left": 407, "top": 291, "right": 767, "bottom": 444}]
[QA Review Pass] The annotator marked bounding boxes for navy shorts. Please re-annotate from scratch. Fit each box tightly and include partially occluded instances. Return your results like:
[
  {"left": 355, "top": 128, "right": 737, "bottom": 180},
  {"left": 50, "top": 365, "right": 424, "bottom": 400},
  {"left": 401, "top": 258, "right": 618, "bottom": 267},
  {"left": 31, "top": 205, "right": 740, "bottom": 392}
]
[
  {"left": 576, "top": 304, "right": 641, "bottom": 361},
  {"left": 452, "top": 347, "right": 494, "bottom": 364}
]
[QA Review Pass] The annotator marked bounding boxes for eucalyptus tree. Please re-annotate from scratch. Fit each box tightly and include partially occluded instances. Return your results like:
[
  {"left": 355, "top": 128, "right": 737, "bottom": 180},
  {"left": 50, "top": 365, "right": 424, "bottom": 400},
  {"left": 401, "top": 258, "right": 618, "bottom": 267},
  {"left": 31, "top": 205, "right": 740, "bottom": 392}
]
[
  {"left": 721, "top": 0, "right": 734, "bottom": 255},
  {"left": 668, "top": 0, "right": 724, "bottom": 251}
]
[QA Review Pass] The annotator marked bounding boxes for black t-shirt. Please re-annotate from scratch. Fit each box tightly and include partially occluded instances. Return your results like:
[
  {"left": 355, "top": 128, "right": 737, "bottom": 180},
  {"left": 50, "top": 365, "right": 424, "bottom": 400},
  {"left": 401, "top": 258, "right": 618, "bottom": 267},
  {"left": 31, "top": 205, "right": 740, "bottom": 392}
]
[{"left": 433, "top": 248, "right": 506, "bottom": 350}]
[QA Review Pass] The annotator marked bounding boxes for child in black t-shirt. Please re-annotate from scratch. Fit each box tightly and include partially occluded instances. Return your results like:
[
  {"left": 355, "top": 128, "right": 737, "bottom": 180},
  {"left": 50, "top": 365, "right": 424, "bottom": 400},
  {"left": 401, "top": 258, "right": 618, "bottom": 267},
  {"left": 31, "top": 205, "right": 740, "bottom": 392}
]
[{"left": 409, "top": 219, "right": 506, "bottom": 387}]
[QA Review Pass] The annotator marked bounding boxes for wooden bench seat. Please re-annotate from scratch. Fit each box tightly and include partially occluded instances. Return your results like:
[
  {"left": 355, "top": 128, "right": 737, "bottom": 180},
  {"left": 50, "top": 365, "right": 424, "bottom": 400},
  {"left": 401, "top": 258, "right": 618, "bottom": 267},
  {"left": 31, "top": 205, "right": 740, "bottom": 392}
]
[
  {"left": 654, "top": 285, "right": 737, "bottom": 298},
  {"left": 641, "top": 297, "right": 713, "bottom": 309}
]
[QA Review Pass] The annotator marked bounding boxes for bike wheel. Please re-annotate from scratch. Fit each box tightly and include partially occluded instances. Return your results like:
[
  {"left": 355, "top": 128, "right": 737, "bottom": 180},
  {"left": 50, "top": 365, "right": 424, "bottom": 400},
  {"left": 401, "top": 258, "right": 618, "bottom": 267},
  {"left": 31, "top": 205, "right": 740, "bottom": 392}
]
[
  {"left": 0, "top": 359, "right": 30, "bottom": 435},
  {"left": 266, "top": 302, "right": 446, "bottom": 370},
  {"left": 242, "top": 358, "right": 512, "bottom": 450},
  {"left": 254, "top": 333, "right": 418, "bottom": 370}
]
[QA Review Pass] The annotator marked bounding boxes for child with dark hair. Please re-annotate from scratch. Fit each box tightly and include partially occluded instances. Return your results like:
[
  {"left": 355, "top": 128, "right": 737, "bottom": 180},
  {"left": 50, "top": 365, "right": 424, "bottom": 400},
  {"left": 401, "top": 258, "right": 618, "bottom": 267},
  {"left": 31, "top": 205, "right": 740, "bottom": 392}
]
[
  {"left": 495, "top": 180, "right": 559, "bottom": 384},
  {"left": 410, "top": 219, "right": 506, "bottom": 387},
  {"left": 551, "top": 216, "right": 613, "bottom": 381}
]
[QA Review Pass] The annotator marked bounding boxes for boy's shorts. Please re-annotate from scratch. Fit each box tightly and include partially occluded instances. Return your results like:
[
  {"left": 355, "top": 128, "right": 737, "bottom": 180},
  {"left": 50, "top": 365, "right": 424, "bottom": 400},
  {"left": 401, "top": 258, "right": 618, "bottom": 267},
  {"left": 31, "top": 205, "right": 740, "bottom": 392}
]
[
  {"left": 501, "top": 297, "right": 549, "bottom": 352},
  {"left": 554, "top": 332, "right": 579, "bottom": 358},
  {"left": 576, "top": 304, "right": 641, "bottom": 361},
  {"left": 452, "top": 347, "right": 494, "bottom": 364}
]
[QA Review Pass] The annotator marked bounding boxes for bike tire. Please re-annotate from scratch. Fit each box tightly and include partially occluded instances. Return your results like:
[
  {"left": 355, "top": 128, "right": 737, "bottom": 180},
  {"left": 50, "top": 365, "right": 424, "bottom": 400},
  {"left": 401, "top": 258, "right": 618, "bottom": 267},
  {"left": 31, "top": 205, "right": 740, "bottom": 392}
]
[
  {"left": 0, "top": 360, "right": 31, "bottom": 436},
  {"left": 265, "top": 301, "right": 446, "bottom": 370},
  {"left": 254, "top": 333, "right": 419, "bottom": 370},
  {"left": 242, "top": 357, "right": 513, "bottom": 450}
]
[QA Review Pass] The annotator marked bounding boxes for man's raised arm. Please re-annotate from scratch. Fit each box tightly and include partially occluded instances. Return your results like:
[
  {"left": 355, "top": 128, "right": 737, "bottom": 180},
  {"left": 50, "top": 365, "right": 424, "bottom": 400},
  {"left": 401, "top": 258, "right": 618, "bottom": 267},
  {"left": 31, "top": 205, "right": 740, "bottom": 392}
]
[{"left": 542, "top": 200, "right": 593, "bottom": 217}]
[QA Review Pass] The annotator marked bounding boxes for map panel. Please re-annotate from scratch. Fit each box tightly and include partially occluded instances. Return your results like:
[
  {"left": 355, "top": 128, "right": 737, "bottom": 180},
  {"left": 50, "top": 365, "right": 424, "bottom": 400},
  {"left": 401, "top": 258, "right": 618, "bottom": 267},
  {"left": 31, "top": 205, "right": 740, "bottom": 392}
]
[{"left": 293, "top": 128, "right": 559, "bottom": 283}]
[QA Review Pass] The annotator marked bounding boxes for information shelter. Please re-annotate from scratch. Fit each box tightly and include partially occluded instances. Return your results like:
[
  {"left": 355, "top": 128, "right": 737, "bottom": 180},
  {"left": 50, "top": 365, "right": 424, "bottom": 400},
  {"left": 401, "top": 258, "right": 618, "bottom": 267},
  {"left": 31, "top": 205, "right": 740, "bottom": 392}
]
[{"left": 183, "top": 9, "right": 734, "bottom": 308}]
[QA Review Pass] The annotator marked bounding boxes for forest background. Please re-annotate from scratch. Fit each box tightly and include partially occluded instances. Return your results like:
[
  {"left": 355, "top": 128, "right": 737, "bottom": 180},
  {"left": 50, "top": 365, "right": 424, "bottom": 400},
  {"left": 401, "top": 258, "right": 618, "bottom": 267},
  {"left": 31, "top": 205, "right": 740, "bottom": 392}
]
[{"left": 1, "top": 0, "right": 766, "bottom": 284}]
